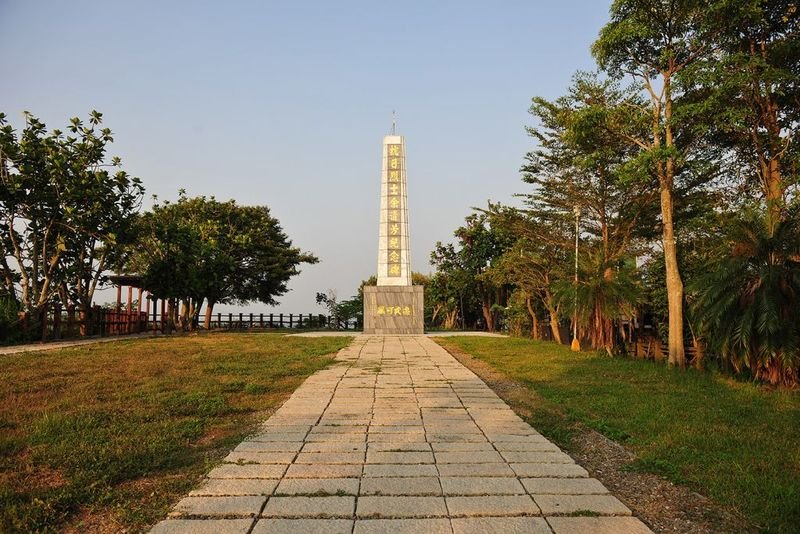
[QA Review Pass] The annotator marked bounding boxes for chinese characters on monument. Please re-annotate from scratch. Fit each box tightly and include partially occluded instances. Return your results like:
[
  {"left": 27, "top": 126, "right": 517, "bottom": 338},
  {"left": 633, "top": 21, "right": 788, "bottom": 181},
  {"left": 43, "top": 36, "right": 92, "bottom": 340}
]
[{"left": 386, "top": 143, "right": 403, "bottom": 278}]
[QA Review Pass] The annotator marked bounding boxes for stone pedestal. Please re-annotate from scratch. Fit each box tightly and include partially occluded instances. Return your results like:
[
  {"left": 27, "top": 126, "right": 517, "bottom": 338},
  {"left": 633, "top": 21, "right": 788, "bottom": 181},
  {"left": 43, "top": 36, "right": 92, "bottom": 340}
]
[{"left": 363, "top": 286, "right": 424, "bottom": 335}]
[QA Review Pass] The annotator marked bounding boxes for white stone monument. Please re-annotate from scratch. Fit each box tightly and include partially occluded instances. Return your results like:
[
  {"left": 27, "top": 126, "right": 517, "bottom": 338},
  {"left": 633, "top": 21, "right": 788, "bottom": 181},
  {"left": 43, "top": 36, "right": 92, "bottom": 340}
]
[{"left": 363, "top": 129, "right": 424, "bottom": 334}]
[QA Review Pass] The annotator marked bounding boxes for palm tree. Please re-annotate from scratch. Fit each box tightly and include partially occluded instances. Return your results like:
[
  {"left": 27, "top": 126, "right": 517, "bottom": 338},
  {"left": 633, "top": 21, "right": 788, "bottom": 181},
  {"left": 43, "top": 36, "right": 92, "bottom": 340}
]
[
  {"left": 691, "top": 209, "right": 800, "bottom": 386},
  {"left": 554, "top": 247, "right": 640, "bottom": 355}
]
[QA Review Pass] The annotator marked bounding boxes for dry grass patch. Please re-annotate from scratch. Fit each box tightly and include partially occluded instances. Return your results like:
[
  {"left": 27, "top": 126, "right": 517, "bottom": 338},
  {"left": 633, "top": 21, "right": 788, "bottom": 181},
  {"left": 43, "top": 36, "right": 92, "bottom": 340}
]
[{"left": 0, "top": 332, "right": 350, "bottom": 533}]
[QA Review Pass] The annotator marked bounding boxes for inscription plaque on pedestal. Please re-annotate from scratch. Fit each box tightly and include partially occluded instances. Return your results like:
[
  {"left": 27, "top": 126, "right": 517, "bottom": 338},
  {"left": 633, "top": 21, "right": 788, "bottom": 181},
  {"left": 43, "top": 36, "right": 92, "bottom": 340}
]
[{"left": 363, "top": 132, "right": 424, "bottom": 335}]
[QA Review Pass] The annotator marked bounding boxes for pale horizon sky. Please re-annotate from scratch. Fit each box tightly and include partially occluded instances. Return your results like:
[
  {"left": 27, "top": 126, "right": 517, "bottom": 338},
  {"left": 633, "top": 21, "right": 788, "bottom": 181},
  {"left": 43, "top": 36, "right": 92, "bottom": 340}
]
[{"left": 1, "top": 1, "right": 610, "bottom": 314}]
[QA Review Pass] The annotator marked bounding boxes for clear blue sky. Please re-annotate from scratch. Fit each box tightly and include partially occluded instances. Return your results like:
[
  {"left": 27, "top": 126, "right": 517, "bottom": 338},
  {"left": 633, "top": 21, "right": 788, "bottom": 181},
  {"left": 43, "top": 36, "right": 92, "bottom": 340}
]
[{"left": 1, "top": 1, "right": 610, "bottom": 314}]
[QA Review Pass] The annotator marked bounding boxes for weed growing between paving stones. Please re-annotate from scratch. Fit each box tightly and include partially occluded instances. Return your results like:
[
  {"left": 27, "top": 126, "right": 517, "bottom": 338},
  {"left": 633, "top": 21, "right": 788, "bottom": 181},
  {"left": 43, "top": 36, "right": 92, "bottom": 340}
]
[
  {"left": 0, "top": 333, "right": 350, "bottom": 533},
  {"left": 568, "top": 510, "right": 602, "bottom": 517},
  {"left": 436, "top": 336, "right": 800, "bottom": 533}
]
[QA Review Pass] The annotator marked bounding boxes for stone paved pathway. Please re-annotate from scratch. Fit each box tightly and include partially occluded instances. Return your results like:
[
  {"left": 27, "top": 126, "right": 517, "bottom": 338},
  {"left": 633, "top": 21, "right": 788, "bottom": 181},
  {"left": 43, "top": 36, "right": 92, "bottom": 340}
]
[{"left": 151, "top": 336, "right": 652, "bottom": 534}]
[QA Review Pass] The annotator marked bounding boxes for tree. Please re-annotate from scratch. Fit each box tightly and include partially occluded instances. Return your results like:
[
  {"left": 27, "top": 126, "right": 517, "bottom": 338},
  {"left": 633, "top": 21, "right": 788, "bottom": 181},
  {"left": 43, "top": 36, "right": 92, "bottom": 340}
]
[
  {"left": 552, "top": 249, "right": 640, "bottom": 354},
  {"left": 431, "top": 214, "right": 512, "bottom": 332},
  {"left": 429, "top": 242, "right": 475, "bottom": 330},
  {"left": 691, "top": 207, "right": 800, "bottom": 385},
  {"left": 524, "top": 73, "right": 659, "bottom": 256},
  {"left": 521, "top": 73, "right": 656, "bottom": 350},
  {"left": 426, "top": 271, "right": 462, "bottom": 329},
  {"left": 680, "top": 0, "right": 799, "bottom": 235},
  {"left": 592, "top": 0, "right": 723, "bottom": 366},
  {"left": 130, "top": 194, "right": 317, "bottom": 330},
  {"left": 486, "top": 206, "right": 570, "bottom": 343},
  {"left": 0, "top": 111, "right": 143, "bottom": 322},
  {"left": 316, "top": 290, "right": 363, "bottom": 330}
]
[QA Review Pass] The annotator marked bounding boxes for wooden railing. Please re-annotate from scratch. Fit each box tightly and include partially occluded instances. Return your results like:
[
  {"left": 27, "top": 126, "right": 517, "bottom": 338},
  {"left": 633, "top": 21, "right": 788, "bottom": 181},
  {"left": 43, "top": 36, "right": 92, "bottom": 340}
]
[
  {"left": 204, "top": 312, "right": 359, "bottom": 331},
  {"left": 6, "top": 306, "right": 359, "bottom": 344},
  {"left": 15, "top": 305, "right": 151, "bottom": 341}
]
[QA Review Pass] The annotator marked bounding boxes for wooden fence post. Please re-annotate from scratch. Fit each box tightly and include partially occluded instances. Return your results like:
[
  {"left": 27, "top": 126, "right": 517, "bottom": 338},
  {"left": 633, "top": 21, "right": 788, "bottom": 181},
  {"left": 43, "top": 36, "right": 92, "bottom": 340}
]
[
  {"left": 249, "top": 312, "right": 253, "bottom": 328},
  {"left": 270, "top": 313, "right": 274, "bottom": 328},
  {"left": 94, "top": 305, "right": 103, "bottom": 336},
  {"left": 279, "top": 313, "right": 283, "bottom": 328},
  {"left": 53, "top": 303, "right": 62, "bottom": 340},
  {"left": 289, "top": 313, "right": 293, "bottom": 329},
  {"left": 40, "top": 308, "right": 48, "bottom": 341},
  {"left": 152, "top": 297, "right": 158, "bottom": 334},
  {"left": 137, "top": 288, "right": 143, "bottom": 333},
  {"left": 67, "top": 305, "right": 75, "bottom": 338},
  {"left": 260, "top": 313, "right": 264, "bottom": 327}
]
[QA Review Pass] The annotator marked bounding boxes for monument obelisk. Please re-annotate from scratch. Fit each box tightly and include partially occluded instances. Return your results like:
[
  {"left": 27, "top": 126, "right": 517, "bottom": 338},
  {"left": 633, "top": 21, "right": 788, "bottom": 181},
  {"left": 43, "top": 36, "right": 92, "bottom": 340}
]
[{"left": 363, "top": 122, "right": 424, "bottom": 334}]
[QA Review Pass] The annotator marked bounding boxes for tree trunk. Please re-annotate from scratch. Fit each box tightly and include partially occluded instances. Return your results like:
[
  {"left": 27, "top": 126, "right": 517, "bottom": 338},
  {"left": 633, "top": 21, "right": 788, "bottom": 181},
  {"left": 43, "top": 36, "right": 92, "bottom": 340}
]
[
  {"left": 661, "top": 185, "right": 686, "bottom": 367},
  {"left": 544, "top": 295, "right": 562, "bottom": 345},
  {"left": 604, "top": 318, "right": 614, "bottom": 356},
  {"left": 187, "top": 298, "right": 201, "bottom": 331},
  {"left": 692, "top": 336, "right": 704, "bottom": 370},
  {"left": 526, "top": 296, "right": 539, "bottom": 340},
  {"left": 180, "top": 300, "right": 190, "bottom": 331},
  {"left": 166, "top": 299, "right": 175, "bottom": 333},
  {"left": 661, "top": 73, "right": 685, "bottom": 367},
  {"left": 445, "top": 309, "right": 457, "bottom": 330},
  {"left": 766, "top": 157, "right": 782, "bottom": 235},
  {"left": 482, "top": 301, "right": 494, "bottom": 332},
  {"left": 204, "top": 300, "right": 215, "bottom": 330}
]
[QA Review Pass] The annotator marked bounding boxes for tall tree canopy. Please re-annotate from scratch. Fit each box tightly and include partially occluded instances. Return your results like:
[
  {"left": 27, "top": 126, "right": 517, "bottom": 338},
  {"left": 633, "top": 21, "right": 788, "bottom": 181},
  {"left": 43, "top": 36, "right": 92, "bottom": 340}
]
[
  {"left": 129, "top": 193, "right": 317, "bottom": 330},
  {"left": 0, "top": 111, "right": 144, "bottom": 317},
  {"left": 592, "top": 0, "right": 725, "bottom": 366}
]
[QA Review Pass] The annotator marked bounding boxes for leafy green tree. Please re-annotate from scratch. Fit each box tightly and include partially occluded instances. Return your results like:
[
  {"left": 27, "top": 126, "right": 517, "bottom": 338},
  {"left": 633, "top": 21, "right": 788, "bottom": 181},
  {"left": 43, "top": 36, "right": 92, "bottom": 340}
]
[
  {"left": 680, "top": 0, "right": 799, "bottom": 234},
  {"left": 130, "top": 194, "right": 317, "bottom": 330},
  {"left": 0, "top": 111, "right": 143, "bottom": 322},
  {"left": 336, "top": 294, "right": 364, "bottom": 329},
  {"left": 691, "top": 207, "right": 800, "bottom": 385},
  {"left": 552, "top": 250, "right": 640, "bottom": 355},
  {"left": 431, "top": 214, "right": 512, "bottom": 332},
  {"left": 486, "top": 205, "right": 570, "bottom": 343},
  {"left": 592, "top": 0, "right": 723, "bottom": 367},
  {"left": 316, "top": 290, "right": 364, "bottom": 329},
  {"left": 521, "top": 73, "right": 656, "bottom": 350},
  {"left": 426, "top": 271, "right": 462, "bottom": 329},
  {"left": 524, "top": 72, "right": 658, "bottom": 255},
  {"left": 429, "top": 242, "right": 476, "bottom": 330}
]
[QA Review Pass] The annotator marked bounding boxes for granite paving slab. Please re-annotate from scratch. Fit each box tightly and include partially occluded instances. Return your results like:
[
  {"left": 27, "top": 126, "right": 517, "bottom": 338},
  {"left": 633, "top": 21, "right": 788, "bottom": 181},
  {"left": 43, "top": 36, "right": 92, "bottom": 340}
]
[{"left": 150, "top": 335, "right": 652, "bottom": 533}]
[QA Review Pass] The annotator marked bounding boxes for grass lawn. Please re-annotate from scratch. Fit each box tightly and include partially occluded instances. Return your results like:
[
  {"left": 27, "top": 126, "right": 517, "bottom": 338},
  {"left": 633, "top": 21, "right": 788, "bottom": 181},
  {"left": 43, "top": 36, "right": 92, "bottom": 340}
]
[
  {"left": 436, "top": 336, "right": 800, "bottom": 533},
  {"left": 0, "top": 332, "right": 350, "bottom": 533}
]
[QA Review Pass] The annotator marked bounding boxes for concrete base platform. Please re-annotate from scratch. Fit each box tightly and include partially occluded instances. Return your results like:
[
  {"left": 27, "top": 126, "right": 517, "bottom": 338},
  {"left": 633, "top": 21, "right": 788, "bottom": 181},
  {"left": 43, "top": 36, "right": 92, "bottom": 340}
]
[{"left": 362, "top": 286, "right": 424, "bottom": 335}]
